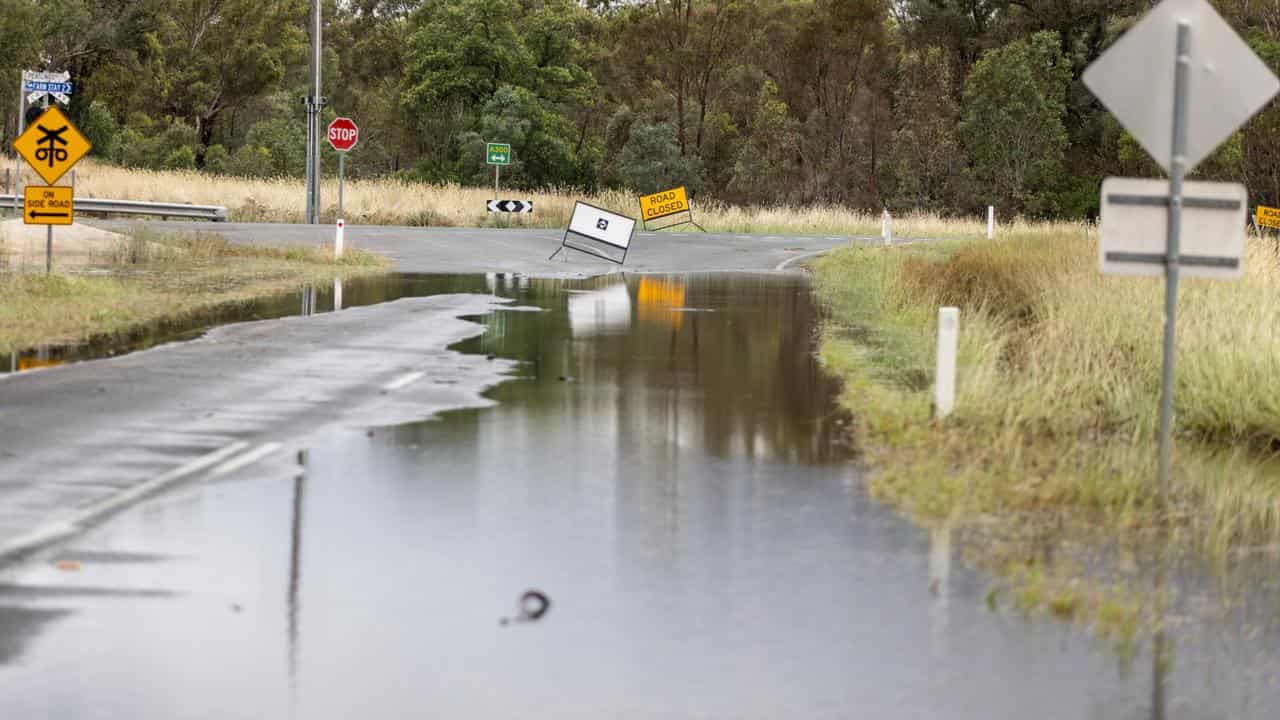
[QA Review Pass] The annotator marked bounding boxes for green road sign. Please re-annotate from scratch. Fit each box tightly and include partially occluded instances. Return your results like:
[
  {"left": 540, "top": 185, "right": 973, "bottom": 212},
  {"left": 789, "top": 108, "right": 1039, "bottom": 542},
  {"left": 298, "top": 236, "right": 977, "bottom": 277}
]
[{"left": 486, "top": 142, "right": 511, "bottom": 165}]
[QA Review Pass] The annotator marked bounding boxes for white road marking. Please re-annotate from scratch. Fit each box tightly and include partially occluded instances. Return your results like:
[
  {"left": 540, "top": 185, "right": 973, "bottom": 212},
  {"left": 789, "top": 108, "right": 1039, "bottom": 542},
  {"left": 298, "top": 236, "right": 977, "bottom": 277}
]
[
  {"left": 208, "top": 443, "right": 283, "bottom": 479},
  {"left": 0, "top": 441, "right": 251, "bottom": 564},
  {"left": 775, "top": 248, "right": 838, "bottom": 271},
  {"left": 382, "top": 371, "right": 426, "bottom": 392}
]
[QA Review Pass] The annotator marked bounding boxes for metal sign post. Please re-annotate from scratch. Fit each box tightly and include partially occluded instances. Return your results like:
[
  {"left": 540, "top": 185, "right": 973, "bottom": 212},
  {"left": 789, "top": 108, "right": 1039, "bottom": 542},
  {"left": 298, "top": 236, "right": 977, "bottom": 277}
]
[
  {"left": 326, "top": 117, "right": 358, "bottom": 258},
  {"left": 1156, "top": 21, "right": 1191, "bottom": 506}
]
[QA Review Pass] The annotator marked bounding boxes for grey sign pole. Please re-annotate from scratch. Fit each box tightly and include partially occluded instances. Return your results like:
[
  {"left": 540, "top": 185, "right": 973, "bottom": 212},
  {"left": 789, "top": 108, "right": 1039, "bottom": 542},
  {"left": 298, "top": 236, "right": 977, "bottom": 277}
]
[
  {"left": 1157, "top": 20, "right": 1192, "bottom": 508},
  {"left": 13, "top": 75, "right": 24, "bottom": 218},
  {"left": 338, "top": 151, "right": 345, "bottom": 220},
  {"left": 46, "top": 226, "right": 52, "bottom": 274},
  {"left": 304, "top": 0, "right": 322, "bottom": 224}
]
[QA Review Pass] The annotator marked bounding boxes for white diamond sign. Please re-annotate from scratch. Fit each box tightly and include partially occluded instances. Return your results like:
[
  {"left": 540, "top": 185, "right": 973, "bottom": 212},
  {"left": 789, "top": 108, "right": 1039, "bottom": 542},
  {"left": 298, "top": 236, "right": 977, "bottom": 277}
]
[{"left": 1083, "top": 0, "right": 1279, "bottom": 174}]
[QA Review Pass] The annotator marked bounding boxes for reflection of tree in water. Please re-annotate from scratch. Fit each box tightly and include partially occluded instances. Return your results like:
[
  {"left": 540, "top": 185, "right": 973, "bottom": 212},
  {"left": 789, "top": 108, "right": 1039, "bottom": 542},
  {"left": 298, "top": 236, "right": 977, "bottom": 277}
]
[{"left": 475, "top": 273, "right": 851, "bottom": 465}]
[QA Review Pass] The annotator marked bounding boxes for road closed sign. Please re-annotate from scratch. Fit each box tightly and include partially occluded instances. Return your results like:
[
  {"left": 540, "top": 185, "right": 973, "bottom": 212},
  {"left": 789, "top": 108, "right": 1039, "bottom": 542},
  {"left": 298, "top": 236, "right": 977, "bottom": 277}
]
[
  {"left": 639, "top": 186, "right": 689, "bottom": 222},
  {"left": 1257, "top": 205, "right": 1280, "bottom": 229}
]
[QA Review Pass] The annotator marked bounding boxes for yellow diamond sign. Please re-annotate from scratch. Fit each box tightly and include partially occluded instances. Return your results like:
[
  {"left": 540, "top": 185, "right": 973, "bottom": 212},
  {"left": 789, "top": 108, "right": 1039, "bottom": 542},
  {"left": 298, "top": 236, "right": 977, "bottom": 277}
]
[{"left": 14, "top": 106, "right": 92, "bottom": 185}]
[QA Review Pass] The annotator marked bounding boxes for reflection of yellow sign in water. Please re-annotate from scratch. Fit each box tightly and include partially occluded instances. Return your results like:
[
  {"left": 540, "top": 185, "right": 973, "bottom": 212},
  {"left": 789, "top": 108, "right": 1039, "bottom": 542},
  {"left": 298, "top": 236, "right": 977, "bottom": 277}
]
[
  {"left": 14, "top": 106, "right": 92, "bottom": 185},
  {"left": 637, "top": 277, "right": 687, "bottom": 330},
  {"left": 24, "top": 185, "right": 73, "bottom": 225},
  {"left": 1257, "top": 205, "right": 1280, "bottom": 229},
  {"left": 17, "top": 356, "right": 63, "bottom": 371},
  {"left": 638, "top": 186, "right": 690, "bottom": 222}
]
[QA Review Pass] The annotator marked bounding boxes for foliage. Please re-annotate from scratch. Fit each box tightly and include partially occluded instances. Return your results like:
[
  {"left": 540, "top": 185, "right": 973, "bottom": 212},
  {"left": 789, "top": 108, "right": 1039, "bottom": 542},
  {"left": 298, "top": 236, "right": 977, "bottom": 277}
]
[
  {"left": 9, "top": 0, "right": 1277, "bottom": 217},
  {"left": 959, "top": 32, "right": 1071, "bottom": 216}
]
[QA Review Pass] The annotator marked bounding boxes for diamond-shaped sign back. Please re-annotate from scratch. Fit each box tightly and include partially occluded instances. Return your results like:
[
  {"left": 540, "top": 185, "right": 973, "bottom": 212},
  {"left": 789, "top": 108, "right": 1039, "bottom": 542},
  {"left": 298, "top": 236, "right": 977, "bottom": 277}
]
[{"left": 1083, "top": 0, "right": 1279, "bottom": 174}]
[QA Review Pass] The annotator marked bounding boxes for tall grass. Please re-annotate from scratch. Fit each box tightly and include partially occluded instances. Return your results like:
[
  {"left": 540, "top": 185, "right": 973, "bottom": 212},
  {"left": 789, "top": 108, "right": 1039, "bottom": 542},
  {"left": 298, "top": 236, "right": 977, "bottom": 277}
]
[
  {"left": 812, "top": 230, "right": 1280, "bottom": 551},
  {"left": 28, "top": 157, "right": 1088, "bottom": 239}
]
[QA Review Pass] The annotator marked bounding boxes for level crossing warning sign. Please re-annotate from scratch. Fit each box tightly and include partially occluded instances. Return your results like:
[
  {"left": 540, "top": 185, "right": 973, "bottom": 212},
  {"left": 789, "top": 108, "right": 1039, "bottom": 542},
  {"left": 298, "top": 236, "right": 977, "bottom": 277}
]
[{"left": 13, "top": 106, "right": 92, "bottom": 185}]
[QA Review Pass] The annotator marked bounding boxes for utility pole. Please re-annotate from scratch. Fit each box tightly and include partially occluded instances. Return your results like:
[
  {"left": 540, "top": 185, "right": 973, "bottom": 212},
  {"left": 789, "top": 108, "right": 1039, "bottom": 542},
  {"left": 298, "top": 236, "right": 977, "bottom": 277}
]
[{"left": 304, "top": 0, "right": 323, "bottom": 224}]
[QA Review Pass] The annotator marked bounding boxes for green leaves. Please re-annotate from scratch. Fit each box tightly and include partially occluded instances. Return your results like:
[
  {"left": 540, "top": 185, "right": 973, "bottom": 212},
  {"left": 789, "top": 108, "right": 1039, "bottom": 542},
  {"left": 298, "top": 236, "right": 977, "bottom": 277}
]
[{"left": 960, "top": 31, "right": 1072, "bottom": 217}]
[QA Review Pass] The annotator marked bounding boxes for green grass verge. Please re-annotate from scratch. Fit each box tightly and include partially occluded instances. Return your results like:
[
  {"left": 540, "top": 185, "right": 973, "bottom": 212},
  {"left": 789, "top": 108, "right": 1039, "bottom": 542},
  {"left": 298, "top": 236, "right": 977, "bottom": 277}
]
[
  {"left": 0, "top": 228, "right": 389, "bottom": 354},
  {"left": 810, "top": 232, "right": 1280, "bottom": 639}
]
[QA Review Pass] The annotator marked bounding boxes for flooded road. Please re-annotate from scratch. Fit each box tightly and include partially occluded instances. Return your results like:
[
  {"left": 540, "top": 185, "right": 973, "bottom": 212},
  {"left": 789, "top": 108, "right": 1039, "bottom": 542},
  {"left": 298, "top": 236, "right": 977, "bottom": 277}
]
[{"left": 0, "top": 273, "right": 1277, "bottom": 718}]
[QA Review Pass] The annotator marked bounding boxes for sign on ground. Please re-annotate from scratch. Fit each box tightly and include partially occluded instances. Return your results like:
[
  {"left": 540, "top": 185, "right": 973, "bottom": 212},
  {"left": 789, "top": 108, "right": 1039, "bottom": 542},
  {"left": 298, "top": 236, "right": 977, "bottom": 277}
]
[
  {"left": 548, "top": 201, "right": 637, "bottom": 265},
  {"left": 1257, "top": 205, "right": 1280, "bottom": 229},
  {"left": 1082, "top": 0, "right": 1280, "bottom": 174},
  {"left": 486, "top": 143, "right": 511, "bottom": 165},
  {"left": 639, "top": 187, "right": 689, "bottom": 222},
  {"left": 487, "top": 199, "right": 533, "bottom": 213},
  {"left": 1099, "top": 177, "right": 1246, "bottom": 279},
  {"left": 24, "top": 186, "right": 73, "bottom": 226},
  {"left": 13, "top": 106, "right": 91, "bottom": 185}
]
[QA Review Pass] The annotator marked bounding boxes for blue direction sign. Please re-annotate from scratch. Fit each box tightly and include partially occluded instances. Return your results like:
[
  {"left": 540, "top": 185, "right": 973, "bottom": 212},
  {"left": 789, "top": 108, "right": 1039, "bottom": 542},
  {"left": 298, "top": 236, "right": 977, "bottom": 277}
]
[
  {"left": 24, "top": 81, "right": 72, "bottom": 94},
  {"left": 22, "top": 70, "right": 73, "bottom": 105}
]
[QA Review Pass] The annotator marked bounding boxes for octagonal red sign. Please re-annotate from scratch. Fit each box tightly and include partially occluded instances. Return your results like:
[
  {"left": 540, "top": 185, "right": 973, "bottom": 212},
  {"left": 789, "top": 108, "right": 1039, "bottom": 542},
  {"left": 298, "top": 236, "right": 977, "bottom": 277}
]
[{"left": 327, "top": 117, "right": 359, "bottom": 152}]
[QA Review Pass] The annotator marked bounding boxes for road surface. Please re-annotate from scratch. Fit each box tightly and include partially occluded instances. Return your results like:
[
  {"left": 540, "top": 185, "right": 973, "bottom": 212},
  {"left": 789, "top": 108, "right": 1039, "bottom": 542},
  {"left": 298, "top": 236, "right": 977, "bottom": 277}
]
[{"left": 95, "top": 221, "right": 868, "bottom": 274}]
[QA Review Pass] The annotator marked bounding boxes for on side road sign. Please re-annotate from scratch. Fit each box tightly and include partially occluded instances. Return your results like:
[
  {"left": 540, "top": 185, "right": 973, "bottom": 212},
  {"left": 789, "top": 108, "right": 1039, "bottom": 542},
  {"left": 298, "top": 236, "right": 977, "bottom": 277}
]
[
  {"left": 13, "top": 106, "right": 92, "bottom": 185},
  {"left": 24, "top": 185, "right": 73, "bottom": 226}
]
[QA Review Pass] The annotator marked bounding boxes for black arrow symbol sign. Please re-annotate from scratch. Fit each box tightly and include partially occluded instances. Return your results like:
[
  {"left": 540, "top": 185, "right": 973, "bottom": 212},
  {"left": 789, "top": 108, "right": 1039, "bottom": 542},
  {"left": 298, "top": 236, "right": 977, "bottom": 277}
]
[{"left": 29, "top": 210, "right": 70, "bottom": 219}]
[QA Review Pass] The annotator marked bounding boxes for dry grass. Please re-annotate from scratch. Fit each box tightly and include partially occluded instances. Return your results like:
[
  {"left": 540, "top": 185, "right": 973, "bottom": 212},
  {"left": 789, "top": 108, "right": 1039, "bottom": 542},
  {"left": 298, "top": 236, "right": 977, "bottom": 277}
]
[
  {"left": 20, "top": 157, "right": 1086, "bottom": 239},
  {"left": 0, "top": 227, "right": 387, "bottom": 353}
]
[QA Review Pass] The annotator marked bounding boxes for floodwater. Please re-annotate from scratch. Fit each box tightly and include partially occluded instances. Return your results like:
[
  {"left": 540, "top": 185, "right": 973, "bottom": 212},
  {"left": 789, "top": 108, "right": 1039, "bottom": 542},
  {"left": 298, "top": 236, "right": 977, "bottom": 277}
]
[
  {"left": 0, "top": 274, "right": 506, "bottom": 375},
  {"left": 0, "top": 273, "right": 1278, "bottom": 718}
]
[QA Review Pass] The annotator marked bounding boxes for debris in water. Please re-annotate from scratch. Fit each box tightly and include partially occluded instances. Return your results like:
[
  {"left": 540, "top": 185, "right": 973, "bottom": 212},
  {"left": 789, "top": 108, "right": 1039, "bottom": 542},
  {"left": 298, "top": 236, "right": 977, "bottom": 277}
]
[
  {"left": 55, "top": 560, "right": 81, "bottom": 572},
  {"left": 499, "top": 589, "right": 551, "bottom": 626}
]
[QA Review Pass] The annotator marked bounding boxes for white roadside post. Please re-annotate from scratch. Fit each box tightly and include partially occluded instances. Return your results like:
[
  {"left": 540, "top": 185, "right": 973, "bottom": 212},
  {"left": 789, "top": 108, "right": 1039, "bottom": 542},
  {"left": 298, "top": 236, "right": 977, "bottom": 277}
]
[
  {"left": 986, "top": 206, "right": 995, "bottom": 240},
  {"left": 1083, "top": 0, "right": 1279, "bottom": 507},
  {"left": 934, "top": 307, "right": 959, "bottom": 419},
  {"left": 882, "top": 209, "right": 892, "bottom": 245}
]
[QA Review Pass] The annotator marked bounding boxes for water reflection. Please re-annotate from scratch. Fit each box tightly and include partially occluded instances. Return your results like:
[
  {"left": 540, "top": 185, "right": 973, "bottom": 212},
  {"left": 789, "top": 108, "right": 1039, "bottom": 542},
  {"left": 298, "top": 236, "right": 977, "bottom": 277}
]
[
  {"left": 458, "top": 273, "right": 852, "bottom": 465},
  {"left": 0, "top": 273, "right": 499, "bottom": 376},
  {"left": 567, "top": 280, "right": 632, "bottom": 337}
]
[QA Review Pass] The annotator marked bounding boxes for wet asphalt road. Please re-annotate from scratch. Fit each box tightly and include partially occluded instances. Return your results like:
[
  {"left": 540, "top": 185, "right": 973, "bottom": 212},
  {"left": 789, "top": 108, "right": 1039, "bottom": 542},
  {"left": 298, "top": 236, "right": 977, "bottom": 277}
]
[
  {"left": 2, "top": 273, "right": 1278, "bottom": 718},
  {"left": 93, "top": 221, "right": 865, "bottom": 275}
]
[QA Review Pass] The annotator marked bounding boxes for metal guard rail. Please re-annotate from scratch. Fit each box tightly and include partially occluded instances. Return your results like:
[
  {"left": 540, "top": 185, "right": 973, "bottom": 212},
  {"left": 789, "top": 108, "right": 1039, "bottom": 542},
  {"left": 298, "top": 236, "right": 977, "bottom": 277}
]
[{"left": 0, "top": 194, "right": 228, "bottom": 222}]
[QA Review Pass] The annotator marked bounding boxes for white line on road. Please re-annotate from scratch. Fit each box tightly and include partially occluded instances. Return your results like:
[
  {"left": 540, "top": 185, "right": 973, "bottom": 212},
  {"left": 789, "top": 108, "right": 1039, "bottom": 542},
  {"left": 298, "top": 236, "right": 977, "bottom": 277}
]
[
  {"left": 208, "top": 442, "right": 283, "bottom": 479},
  {"left": 775, "top": 248, "right": 837, "bottom": 271},
  {"left": 382, "top": 370, "right": 426, "bottom": 392},
  {"left": 0, "top": 441, "right": 251, "bottom": 564}
]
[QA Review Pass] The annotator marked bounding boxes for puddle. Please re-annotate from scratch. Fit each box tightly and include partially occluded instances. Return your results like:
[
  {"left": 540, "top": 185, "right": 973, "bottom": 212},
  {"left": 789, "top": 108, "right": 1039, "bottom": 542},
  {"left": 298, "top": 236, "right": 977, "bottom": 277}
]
[
  {"left": 0, "top": 273, "right": 1277, "bottom": 718},
  {"left": 0, "top": 273, "right": 515, "bottom": 375}
]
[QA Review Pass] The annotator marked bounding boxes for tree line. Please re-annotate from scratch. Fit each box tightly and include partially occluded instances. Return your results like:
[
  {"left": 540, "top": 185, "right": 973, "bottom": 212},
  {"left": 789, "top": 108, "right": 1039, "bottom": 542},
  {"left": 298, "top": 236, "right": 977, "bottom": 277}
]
[{"left": 4, "top": 0, "right": 1278, "bottom": 218}]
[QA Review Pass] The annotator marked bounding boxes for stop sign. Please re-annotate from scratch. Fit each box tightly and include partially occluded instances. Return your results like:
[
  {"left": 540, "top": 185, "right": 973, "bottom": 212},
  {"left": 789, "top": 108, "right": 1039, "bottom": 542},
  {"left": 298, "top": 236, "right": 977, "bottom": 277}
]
[{"left": 327, "top": 117, "right": 359, "bottom": 152}]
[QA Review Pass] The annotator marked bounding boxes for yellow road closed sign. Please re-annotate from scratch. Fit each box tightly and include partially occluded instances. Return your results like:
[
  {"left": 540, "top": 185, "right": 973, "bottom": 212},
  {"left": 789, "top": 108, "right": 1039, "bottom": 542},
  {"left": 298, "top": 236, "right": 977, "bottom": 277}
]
[
  {"left": 639, "top": 186, "right": 690, "bottom": 222},
  {"left": 1257, "top": 205, "right": 1280, "bottom": 229},
  {"left": 24, "top": 185, "right": 73, "bottom": 225}
]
